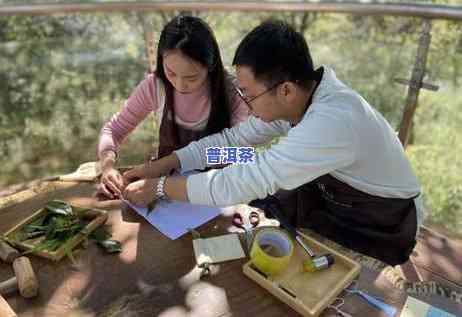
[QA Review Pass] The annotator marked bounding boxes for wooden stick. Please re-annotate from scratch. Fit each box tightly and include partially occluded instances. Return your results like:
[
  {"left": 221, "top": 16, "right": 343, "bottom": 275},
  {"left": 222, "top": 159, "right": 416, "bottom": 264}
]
[
  {"left": 0, "top": 181, "right": 78, "bottom": 210},
  {"left": 0, "top": 295, "right": 17, "bottom": 317},
  {"left": 394, "top": 77, "right": 439, "bottom": 91}
]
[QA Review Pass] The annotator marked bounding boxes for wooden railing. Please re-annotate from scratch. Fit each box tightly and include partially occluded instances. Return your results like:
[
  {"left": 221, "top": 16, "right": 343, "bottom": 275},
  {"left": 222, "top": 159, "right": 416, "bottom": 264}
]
[
  {"left": 0, "top": 2, "right": 462, "bottom": 21},
  {"left": 1, "top": 1, "right": 461, "bottom": 146}
]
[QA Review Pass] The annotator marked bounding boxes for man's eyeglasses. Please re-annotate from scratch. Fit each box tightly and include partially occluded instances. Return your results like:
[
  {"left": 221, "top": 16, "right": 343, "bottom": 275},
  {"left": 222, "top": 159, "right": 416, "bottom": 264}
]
[{"left": 235, "top": 81, "right": 285, "bottom": 108}]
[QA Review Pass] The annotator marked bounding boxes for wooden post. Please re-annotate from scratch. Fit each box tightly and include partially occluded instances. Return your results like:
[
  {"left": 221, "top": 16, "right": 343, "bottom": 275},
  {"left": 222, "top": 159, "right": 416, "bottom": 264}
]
[
  {"left": 138, "top": 13, "right": 156, "bottom": 74},
  {"left": 397, "top": 19, "right": 435, "bottom": 148}
]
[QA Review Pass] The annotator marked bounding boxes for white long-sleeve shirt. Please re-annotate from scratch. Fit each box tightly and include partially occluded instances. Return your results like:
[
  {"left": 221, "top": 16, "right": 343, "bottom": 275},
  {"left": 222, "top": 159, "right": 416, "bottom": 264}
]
[{"left": 175, "top": 66, "right": 423, "bottom": 225}]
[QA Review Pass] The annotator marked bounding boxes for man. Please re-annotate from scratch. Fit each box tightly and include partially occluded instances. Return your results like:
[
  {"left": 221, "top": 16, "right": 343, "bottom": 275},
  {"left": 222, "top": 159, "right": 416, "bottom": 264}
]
[{"left": 123, "top": 20, "right": 423, "bottom": 265}]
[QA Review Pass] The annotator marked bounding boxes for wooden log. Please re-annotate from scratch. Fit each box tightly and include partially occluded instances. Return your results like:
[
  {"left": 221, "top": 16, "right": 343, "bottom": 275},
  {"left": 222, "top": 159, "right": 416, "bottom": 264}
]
[
  {"left": 12, "top": 257, "right": 38, "bottom": 299},
  {"left": 0, "top": 242, "right": 20, "bottom": 264}
]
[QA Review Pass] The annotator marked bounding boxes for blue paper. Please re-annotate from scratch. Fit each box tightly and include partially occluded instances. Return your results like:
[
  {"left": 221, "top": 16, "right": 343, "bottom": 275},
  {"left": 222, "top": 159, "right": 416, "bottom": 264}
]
[{"left": 125, "top": 200, "right": 225, "bottom": 240}]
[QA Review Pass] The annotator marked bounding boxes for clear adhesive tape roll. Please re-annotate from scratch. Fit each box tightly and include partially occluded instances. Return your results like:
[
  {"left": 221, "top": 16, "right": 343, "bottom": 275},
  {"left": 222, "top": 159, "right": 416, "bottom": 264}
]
[{"left": 250, "top": 228, "right": 294, "bottom": 276}]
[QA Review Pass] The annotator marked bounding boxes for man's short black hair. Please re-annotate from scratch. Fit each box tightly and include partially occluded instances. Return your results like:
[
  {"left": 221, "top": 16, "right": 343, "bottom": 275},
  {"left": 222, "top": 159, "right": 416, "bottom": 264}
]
[{"left": 233, "top": 20, "right": 315, "bottom": 89}]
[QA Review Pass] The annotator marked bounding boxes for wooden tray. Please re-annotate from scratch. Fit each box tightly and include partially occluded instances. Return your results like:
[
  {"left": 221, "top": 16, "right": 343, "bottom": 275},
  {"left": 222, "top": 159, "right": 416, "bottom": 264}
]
[
  {"left": 4, "top": 204, "right": 108, "bottom": 261},
  {"left": 243, "top": 230, "right": 361, "bottom": 317}
]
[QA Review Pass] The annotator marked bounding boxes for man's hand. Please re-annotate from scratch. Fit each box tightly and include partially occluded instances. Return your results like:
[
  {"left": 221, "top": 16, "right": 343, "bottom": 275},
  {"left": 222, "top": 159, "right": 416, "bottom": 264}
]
[{"left": 123, "top": 178, "right": 157, "bottom": 206}]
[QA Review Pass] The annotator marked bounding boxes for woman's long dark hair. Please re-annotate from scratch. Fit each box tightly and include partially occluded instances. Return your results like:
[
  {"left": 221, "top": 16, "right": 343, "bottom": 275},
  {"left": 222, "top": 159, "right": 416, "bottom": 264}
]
[{"left": 156, "top": 15, "right": 232, "bottom": 134}]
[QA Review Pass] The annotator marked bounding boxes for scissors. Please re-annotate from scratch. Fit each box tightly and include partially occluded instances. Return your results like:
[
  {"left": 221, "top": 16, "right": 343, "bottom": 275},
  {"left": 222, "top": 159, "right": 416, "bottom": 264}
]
[
  {"left": 345, "top": 280, "right": 397, "bottom": 317},
  {"left": 328, "top": 298, "right": 354, "bottom": 317},
  {"left": 232, "top": 211, "right": 260, "bottom": 253}
]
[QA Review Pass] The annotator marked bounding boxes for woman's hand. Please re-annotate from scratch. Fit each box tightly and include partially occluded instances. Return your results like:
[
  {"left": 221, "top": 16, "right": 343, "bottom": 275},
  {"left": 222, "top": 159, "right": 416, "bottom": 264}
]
[
  {"left": 124, "top": 153, "right": 181, "bottom": 184},
  {"left": 99, "top": 167, "right": 125, "bottom": 199},
  {"left": 123, "top": 178, "right": 157, "bottom": 206},
  {"left": 123, "top": 159, "right": 170, "bottom": 183}
]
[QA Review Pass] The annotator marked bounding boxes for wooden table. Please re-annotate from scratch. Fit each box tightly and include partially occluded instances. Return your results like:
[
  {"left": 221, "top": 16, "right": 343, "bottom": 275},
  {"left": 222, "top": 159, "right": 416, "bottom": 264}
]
[{"left": 1, "top": 181, "right": 461, "bottom": 317}]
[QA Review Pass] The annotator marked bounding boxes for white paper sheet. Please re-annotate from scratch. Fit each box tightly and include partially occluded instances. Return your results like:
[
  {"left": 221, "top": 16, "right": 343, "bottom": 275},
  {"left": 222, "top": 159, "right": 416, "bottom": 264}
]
[
  {"left": 400, "top": 296, "right": 457, "bottom": 317},
  {"left": 125, "top": 200, "right": 225, "bottom": 240},
  {"left": 193, "top": 234, "right": 245, "bottom": 265}
]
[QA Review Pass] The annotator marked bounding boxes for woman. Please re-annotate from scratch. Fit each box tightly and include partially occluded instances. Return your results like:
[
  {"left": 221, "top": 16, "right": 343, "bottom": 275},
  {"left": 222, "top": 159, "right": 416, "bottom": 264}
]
[{"left": 98, "top": 15, "right": 249, "bottom": 198}]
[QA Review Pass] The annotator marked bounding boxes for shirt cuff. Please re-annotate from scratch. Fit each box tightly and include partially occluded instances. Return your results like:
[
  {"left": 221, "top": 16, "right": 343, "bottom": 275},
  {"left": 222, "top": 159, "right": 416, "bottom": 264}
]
[
  {"left": 174, "top": 147, "right": 200, "bottom": 173},
  {"left": 186, "top": 172, "right": 214, "bottom": 205},
  {"left": 98, "top": 149, "right": 118, "bottom": 161}
]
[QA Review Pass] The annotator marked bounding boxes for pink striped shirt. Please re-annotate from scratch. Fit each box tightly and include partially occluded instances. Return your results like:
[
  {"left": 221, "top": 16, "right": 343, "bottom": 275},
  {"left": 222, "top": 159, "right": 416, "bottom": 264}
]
[{"left": 98, "top": 73, "right": 249, "bottom": 158}]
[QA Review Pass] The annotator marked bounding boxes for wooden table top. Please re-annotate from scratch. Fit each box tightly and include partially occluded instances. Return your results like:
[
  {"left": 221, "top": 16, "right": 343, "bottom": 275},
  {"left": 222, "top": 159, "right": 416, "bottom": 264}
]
[{"left": 1, "top": 181, "right": 461, "bottom": 317}]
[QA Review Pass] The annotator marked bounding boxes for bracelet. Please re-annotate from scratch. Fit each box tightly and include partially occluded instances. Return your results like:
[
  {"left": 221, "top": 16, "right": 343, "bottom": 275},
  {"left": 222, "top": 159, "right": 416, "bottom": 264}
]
[{"left": 155, "top": 176, "right": 169, "bottom": 201}]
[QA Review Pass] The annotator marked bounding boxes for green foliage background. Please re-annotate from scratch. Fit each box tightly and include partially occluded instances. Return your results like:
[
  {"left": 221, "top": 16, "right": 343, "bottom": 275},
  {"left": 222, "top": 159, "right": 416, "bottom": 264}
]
[{"left": 0, "top": 3, "right": 461, "bottom": 233}]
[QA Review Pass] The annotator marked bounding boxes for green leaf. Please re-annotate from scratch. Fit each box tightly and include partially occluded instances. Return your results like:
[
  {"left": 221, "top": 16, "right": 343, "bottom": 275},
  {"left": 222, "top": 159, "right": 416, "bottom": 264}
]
[
  {"left": 25, "top": 225, "right": 48, "bottom": 232},
  {"left": 89, "top": 226, "right": 111, "bottom": 242},
  {"left": 24, "top": 215, "right": 47, "bottom": 233},
  {"left": 146, "top": 200, "right": 158, "bottom": 215},
  {"left": 21, "top": 231, "right": 46, "bottom": 241},
  {"left": 97, "top": 239, "right": 122, "bottom": 253},
  {"left": 89, "top": 226, "right": 122, "bottom": 253},
  {"left": 44, "top": 200, "right": 73, "bottom": 216}
]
